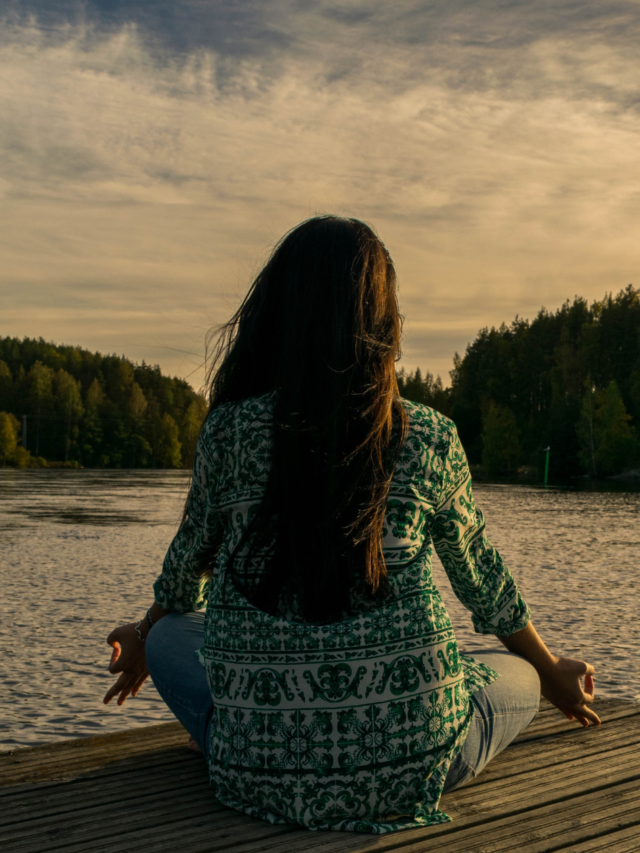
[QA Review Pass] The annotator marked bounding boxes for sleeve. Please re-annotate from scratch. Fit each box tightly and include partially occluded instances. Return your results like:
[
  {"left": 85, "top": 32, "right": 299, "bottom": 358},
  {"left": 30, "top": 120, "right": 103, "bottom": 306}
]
[
  {"left": 430, "top": 422, "right": 531, "bottom": 636},
  {"left": 152, "top": 415, "right": 224, "bottom": 612}
]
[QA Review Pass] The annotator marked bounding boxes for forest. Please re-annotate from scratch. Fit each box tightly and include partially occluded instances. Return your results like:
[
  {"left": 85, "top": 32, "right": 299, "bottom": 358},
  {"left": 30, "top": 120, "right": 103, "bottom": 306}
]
[
  {"left": 1, "top": 284, "right": 639, "bottom": 477},
  {"left": 0, "top": 337, "right": 206, "bottom": 469},
  {"left": 398, "top": 284, "right": 640, "bottom": 479}
]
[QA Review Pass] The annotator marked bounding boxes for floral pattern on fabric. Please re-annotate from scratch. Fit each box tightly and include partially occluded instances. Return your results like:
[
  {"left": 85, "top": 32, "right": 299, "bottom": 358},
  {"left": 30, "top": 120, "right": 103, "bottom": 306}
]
[{"left": 153, "top": 394, "right": 531, "bottom": 833}]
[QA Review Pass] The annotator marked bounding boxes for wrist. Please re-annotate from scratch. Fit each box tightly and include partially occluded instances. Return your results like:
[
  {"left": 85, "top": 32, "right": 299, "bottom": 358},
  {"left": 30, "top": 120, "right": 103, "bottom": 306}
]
[
  {"left": 498, "top": 621, "right": 557, "bottom": 675},
  {"left": 536, "top": 652, "right": 561, "bottom": 678},
  {"left": 134, "top": 618, "right": 149, "bottom": 643},
  {"left": 135, "top": 603, "right": 168, "bottom": 642},
  {"left": 148, "top": 601, "right": 170, "bottom": 625}
]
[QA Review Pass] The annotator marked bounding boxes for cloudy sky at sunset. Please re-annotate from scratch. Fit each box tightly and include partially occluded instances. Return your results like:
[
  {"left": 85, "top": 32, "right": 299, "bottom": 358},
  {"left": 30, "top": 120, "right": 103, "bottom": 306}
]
[{"left": 2, "top": 1, "right": 639, "bottom": 387}]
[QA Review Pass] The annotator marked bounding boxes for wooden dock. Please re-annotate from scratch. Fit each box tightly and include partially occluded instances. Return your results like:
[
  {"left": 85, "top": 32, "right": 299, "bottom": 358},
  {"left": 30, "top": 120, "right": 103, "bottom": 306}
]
[{"left": 2, "top": 696, "right": 640, "bottom": 852}]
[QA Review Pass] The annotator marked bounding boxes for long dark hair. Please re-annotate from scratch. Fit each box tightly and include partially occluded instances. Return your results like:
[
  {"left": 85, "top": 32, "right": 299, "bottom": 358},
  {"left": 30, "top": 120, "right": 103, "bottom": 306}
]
[{"left": 204, "top": 215, "right": 406, "bottom": 622}]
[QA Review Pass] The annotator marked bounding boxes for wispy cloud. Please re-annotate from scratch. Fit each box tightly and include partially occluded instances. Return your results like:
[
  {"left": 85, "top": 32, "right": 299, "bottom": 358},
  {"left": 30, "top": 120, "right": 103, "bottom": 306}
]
[{"left": 1, "top": 3, "right": 640, "bottom": 384}]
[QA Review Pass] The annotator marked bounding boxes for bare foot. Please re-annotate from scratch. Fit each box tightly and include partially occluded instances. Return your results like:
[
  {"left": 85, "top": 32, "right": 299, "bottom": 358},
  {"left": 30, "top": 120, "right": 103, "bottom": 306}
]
[{"left": 187, "top": 738, "right": 202, "bottom": 755}]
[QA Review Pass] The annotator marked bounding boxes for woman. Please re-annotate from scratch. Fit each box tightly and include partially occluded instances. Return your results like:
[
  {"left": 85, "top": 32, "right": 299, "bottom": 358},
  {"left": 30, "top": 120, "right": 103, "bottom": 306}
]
[{"left": 104, "top": 216, "right": 600, "bottom": 834}]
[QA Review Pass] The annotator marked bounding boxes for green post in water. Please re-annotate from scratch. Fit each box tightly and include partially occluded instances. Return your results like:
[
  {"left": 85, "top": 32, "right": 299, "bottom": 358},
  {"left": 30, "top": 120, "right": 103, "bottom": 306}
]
[{"left": 543, "top": 446, "right": 551, "bottom": 487}]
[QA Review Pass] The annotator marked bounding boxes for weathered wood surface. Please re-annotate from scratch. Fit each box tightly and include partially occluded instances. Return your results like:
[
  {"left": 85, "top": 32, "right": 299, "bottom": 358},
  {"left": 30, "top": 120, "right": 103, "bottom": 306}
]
[{"left": 2, "top": 696, "right": 640, "bottom": 852}]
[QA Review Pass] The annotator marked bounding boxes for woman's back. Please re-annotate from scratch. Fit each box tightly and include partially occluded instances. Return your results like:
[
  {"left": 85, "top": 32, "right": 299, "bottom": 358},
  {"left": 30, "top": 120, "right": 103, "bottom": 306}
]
[
  {"left": 105, "top": 216, "right": 598, "bottom": 838},
  {"left": 153, "top": 392, "right": 529, "bottom": 832}
]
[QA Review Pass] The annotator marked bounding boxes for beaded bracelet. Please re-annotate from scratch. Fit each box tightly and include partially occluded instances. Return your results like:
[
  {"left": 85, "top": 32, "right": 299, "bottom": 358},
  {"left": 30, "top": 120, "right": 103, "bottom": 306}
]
[
  {"left": 134, "top": 620, "right": 146, "bottom": 644},
  {"left": 145, "top": 609, "right": 155, "bottom": 631}
]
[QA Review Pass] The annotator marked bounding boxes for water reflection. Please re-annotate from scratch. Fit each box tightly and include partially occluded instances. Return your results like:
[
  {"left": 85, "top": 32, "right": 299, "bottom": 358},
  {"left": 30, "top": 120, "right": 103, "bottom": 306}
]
[{"left": 1, "top": 470, "right": 639, "bottom": 750}]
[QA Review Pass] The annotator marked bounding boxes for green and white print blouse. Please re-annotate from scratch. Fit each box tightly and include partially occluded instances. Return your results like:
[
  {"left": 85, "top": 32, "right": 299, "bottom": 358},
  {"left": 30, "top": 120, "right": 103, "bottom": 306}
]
[{"left": 153, "top": 394, "right": 530, "bottom": 834}]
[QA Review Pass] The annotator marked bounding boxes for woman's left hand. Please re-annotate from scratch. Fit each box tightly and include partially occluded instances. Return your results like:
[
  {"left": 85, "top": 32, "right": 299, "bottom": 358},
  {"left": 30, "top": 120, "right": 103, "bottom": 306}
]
[{"left": 103, "top": 623, "right": 149, "bottom": 706}]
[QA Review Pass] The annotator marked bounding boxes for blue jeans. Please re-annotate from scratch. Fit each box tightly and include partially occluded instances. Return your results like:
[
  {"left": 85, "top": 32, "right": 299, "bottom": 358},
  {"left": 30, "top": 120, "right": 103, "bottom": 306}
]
[
  {"left": 442, "top": 648, "right": 540, "bottom": 792},
  {"left": 145, "top": 613, "right": 540, "bottom": 792}
]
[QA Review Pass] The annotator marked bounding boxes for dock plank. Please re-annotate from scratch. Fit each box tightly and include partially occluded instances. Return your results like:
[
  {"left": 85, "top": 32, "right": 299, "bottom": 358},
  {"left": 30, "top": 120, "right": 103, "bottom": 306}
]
[
  {"left": 1, "top": 696, "right": 639, "bottom": 853},
  {"left": 0, "top": 723, "right": 187, "bottom": 787},
  {"left": 5, "top": 712, "right": 637, "bottom": 826}
]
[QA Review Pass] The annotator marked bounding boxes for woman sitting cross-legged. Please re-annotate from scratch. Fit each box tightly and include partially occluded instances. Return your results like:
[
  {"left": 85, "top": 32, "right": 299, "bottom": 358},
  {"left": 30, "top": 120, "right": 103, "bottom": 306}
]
[{"left": 104, "top": 215, "right": 600, "bottom": 834}]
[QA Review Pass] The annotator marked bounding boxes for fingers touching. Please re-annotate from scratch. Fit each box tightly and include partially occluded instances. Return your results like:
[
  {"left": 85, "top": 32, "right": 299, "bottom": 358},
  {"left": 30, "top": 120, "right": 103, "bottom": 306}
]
[
  {"left": 546, "top": 658, "right": 601, "bottom": 727},
  {"left": 104, "top": 623, "right": 149, "bottom": 705},
  {"left": 108, "top": 642, "right": 122, "bottom": 674},
  {"left": 574, "top": 705, "right": 601, "bottom": 727},
  {"left": 583, "top": 674, "right": 595, "bottom": 702}
]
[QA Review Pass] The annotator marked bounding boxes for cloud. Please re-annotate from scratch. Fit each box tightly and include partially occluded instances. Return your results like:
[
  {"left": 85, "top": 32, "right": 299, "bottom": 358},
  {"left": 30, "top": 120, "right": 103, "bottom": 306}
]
[
  {"left": 1, "top": 6, "right": 640, "bottom": 385},
  {"left": 8, "top": 1, "right": 640, "bottom": 62}
]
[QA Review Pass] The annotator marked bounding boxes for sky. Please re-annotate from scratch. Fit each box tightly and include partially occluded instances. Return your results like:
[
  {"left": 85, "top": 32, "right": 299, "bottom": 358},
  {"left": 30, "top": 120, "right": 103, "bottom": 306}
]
[{"left": 1, "top": 1, "right": 640, "bottom": 389}]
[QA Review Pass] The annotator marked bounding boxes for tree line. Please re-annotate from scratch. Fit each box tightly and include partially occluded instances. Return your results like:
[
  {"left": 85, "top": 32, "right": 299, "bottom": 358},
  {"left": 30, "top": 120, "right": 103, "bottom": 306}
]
[
  {"left": 2, "top": 284, "right": 639, "bottom": 476},
  {"left": 0, "top": 337, "right": 206, "bottom": 468},
  {"left": 398, "top": 284, "right": 640, "bottom": 479}
]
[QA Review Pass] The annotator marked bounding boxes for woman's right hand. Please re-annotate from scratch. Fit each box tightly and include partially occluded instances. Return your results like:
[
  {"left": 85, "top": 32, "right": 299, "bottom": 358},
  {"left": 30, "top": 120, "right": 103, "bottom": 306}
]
[
  {"left": 539, "top": 655, "right": 601, "bottom": 727},
  {"left": 103, "top": 622, "right": 149, "bottom": 707}
]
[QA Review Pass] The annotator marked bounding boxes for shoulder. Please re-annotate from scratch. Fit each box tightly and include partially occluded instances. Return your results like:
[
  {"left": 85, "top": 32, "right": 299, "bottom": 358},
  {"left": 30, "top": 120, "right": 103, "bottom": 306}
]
[
  {"left": 198, "top": 392, "right": 274, "bottom": 459},
  {"left": 203, "top": 392, "right": 274, "bottom": 433},
  {"left": 391, "top": 400, "right": 459, "bottom": 498},
  {"left": 399, "top": 402, "right": 470, "bottom": 498},
  {"left": 399, "top": 398, "right": 457, "bottom": 454}
]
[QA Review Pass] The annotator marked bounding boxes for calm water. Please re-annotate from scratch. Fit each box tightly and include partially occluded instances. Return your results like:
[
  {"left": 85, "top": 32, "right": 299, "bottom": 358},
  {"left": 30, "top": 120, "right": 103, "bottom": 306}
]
[{"left": 1, "top": 469, "right": 639, "bottom": 751}]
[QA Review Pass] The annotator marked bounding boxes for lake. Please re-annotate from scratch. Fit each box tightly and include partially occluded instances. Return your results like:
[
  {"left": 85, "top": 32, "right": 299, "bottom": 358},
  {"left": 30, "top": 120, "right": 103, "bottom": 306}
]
[{"left": 1, "top": 469, "right": 639, "bottom": 750}]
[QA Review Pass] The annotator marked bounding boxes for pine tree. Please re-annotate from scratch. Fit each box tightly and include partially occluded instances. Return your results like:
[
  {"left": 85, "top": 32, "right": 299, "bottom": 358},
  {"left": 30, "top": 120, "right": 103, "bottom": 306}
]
[
  {"left": 26, "top": 361, "right": 54, "bottom": 456},
  {"left": 155, "top": 413, "right": 182, "bottom": 468},
  {"left": 0, "top": 412, "right": 20, "bottom": 464},
  {"left": 482, "top": 403, "right": 522, "bottom": 475},
  {"left": 577, "top": 380, "right": 639, "bottom": 477},
  {"left": 54, "top": 370, "right": 83, "bottom": 461},
  {"left": 0, "top": 361, "right": 12, "bottom": 412}
]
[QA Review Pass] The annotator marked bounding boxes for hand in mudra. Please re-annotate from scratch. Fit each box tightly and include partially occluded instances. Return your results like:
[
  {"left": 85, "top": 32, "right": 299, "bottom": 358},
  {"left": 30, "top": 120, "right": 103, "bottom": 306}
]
[
  {"left": 540, "top": 656, "right": 601, "bottom": 727},
  {"left": 103, "top": 623, "right": 149, "bottom": 706}
]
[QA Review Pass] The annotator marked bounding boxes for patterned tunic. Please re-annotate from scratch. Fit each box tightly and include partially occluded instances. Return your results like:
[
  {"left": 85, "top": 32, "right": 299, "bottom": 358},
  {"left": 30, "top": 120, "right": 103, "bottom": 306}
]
[{"left": 153, "top": 394, "right": 530, "bottom": 833}]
